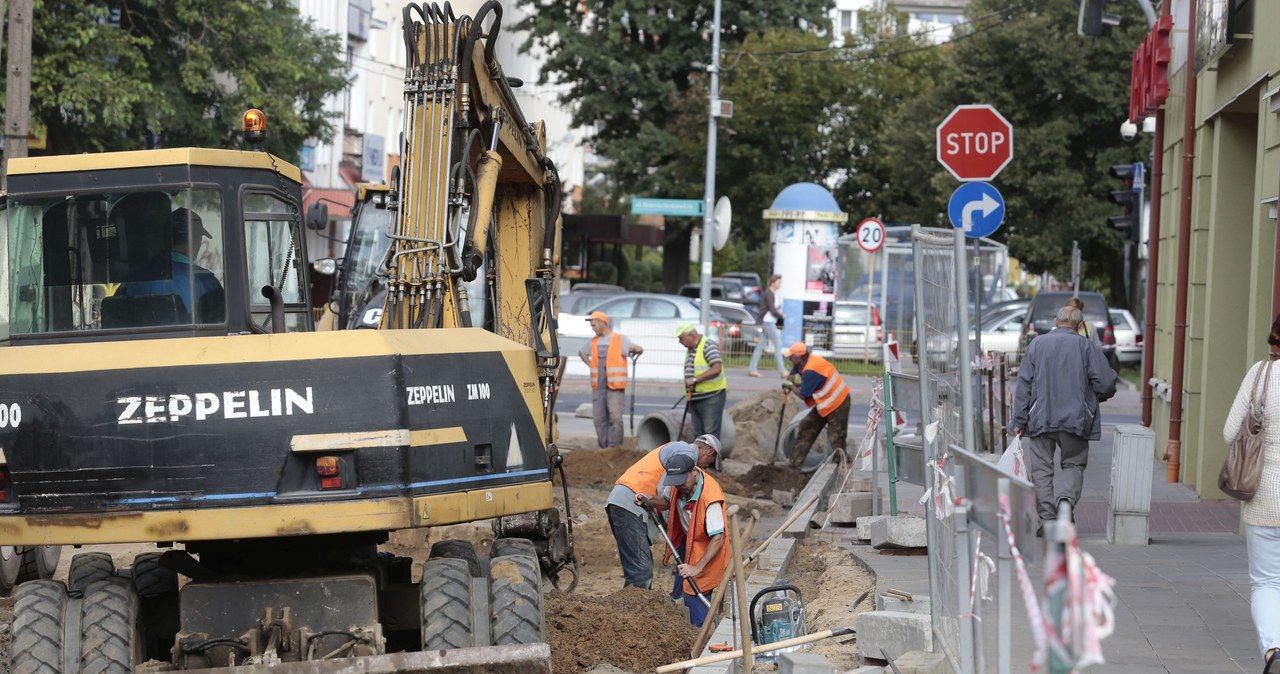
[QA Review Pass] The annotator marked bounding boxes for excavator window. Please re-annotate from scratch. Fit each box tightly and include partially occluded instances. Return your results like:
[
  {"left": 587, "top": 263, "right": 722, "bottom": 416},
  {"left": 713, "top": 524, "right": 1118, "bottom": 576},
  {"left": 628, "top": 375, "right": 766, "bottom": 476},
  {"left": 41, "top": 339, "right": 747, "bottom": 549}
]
[
  {"left": 245, "top": 192, "right": 311, "bottom": 333},
  {"left": 6, "top": 189, "right": 226, "bottom": 334}
]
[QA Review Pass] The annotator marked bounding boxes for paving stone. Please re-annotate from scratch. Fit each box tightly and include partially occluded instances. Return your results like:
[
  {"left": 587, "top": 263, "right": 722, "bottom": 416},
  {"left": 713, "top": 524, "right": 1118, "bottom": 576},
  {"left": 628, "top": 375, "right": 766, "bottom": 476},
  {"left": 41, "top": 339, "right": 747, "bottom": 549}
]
[
  {"left": 874, "top": 592, "right": 930, "bottom": 615},
  {"left": 869, "top": 515, "right": 927, "bottom": 549},
  {"left": 829, "top": 492, "right": 874, "bottom": 525},
  {"left": 840, "top": 667, "right": 885, "bottom": 674},
  {"left": 892, "top": 650, "right": 947, "bottom": 674},
  {"left": 855, "top": 611, "right": 931, "bottom": 659},
  {"left": 855, "top": 515, "right": 888, "bottom": 542},
  {"left": 778, "top": 652, "right": 838, "bottom": 674}
]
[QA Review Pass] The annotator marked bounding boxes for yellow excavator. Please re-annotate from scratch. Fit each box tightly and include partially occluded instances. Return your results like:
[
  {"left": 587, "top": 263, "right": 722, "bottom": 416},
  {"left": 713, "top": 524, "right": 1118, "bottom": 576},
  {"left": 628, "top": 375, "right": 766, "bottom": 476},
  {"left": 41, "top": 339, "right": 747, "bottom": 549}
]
[{"left": 0, "top": 2, "right": 571, "bottom": 671}]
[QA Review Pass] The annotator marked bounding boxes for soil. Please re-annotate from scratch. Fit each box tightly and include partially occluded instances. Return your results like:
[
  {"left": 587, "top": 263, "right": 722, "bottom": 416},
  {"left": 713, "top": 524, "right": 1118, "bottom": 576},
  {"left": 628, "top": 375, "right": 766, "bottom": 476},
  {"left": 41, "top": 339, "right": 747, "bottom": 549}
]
[
  {"left": 716, "top": 464, "right": 810, "bottom": 498},
  {"left": 546, "top": 587, "right": 696, "bottom": 673}
]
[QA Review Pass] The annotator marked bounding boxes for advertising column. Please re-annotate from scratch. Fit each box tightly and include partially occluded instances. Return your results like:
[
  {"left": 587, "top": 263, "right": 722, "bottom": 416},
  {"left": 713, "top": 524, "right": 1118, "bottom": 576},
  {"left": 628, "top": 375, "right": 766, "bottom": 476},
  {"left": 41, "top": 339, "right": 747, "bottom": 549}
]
[{"left": 763, "top": 208, "right": 848, "bottom": 350}]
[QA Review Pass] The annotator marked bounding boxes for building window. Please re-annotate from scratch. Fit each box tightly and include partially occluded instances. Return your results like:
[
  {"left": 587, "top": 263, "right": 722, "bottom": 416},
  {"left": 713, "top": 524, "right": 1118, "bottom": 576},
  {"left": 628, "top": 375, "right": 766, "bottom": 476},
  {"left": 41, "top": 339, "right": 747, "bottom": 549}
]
[{"left": 840, "top": 10, "right": 854, "bottom": 35}]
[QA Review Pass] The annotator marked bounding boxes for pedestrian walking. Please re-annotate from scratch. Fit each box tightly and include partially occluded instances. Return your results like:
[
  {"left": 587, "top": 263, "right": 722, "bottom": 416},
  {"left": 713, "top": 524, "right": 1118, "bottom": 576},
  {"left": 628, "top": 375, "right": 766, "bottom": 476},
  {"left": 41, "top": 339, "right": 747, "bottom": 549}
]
[
  {"left": 782, "top": 341, "right": 852, "bottom": 468},
  {"left": 579, "top": 311, "right": 643, "bottom": 448},
  {"left": 676, "top": 322, "right": 727, "bottom": 440},
  {"left": 655, "top": 444, "right": 729, "bottom": 627},
  {"left": 607, "top": 439, "right": 718, "bottom": 589},
  {"left": 1222, "top": 313, "right": 1280, "bottom": 672},
  {"left": 1011, "top": 304, "right": 1117, "bottom": 535},
  {"left": 748, "top": 274, "right": 787, "bottom": 377}
]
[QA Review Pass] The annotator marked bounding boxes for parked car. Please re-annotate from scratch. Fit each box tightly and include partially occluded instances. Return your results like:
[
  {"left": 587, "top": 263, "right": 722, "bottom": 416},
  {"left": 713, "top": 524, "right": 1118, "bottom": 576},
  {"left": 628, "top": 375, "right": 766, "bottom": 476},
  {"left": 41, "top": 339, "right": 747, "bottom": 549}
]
[
  {"left": 1018, "top": 291, "right": 1119, "bottom": 370},
  {"left": 678, "top": 278, "right": 752, "bottom": 310},
  {"left": 831, "top": 301, "right": 884, "bottom": 361},
  {"left": 719, "top": 272, "right": 763, "bottom": 309},
  {"left": 561, "top": 290, "right": 629, "bottom": 316},
  {"left": 558, "top": 292, "right": 751, "bottom": 348},
  {"left": 1109, "top": 308, "right": 1142, "bottom": 367}
]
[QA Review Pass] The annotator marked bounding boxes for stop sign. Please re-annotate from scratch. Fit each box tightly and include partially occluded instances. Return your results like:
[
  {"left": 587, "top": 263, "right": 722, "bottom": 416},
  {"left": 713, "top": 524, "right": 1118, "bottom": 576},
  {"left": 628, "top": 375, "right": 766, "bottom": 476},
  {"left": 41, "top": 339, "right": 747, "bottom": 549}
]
[{"left": 936, "top": 104, "right": 1014, "bottom": 182}]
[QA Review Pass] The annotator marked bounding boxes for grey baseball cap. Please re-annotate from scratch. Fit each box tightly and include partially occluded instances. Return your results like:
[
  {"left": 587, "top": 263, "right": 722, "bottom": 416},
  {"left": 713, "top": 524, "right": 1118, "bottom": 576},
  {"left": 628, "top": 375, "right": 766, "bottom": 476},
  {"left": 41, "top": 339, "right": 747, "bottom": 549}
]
[{"left": 660, "top": 444, "right": 699, "bottom": 488}]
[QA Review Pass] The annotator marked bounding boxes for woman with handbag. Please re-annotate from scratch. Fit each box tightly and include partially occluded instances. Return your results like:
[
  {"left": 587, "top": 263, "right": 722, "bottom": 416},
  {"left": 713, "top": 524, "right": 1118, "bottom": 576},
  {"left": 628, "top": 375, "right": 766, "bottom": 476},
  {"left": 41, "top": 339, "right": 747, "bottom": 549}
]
[
  {"left": 747, "top": 274, "right": 786, "bottom": 377},
  {"left": 1223, "top": 313, "right": 1280, "bottom": 673}
]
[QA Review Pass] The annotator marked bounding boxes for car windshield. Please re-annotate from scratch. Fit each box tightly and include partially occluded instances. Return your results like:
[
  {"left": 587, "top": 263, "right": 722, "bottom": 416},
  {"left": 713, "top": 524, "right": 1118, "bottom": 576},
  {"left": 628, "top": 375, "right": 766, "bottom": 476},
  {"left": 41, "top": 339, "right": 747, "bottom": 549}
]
[
  {"left": 1031, "top": 296, "right": 1108, "bottom": 323},
  {"left": 8, "top": 188, "right": 226, "bottom": 333}
]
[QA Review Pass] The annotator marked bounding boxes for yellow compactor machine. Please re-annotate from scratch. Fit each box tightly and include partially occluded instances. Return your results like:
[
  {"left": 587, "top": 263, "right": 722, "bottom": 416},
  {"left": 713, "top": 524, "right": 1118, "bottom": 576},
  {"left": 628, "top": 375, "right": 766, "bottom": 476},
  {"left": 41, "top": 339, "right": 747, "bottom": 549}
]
[{"left": 0, "top": 2, "right": 572, "bottom": 671}]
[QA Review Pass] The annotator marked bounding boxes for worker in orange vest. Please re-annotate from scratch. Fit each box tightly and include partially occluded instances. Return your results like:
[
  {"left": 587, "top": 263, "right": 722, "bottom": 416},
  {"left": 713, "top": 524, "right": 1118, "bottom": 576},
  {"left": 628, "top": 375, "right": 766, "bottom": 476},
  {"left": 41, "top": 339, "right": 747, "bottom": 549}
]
[
  {"left": 579, "top": 311, "right": 643, "bottom": 448},
  {"left": 608, "top": 437, "right": 719, "bottom": 589},
  {"left": 658, "top": 444, "right": 729, "bottom": 627},
  {"left": 783, "top": 341, "right": 851, "bottom": 469}
]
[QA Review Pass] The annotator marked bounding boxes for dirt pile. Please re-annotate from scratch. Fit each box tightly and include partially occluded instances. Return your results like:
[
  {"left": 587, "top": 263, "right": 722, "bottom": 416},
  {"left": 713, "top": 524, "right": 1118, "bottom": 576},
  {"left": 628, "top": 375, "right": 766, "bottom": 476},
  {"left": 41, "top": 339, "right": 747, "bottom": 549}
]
[
  {"left": 717, "top": 464, "right": 809, "bottom": 498},
  {"left": 779, "top": 537, "right": 874, "bottom": 669},
  {"left": 561, "top": 446, "right": 647, "bottom": 487},
  {"left": 546, "top": 586, "right": 697, "bottom": 674},
  {"left": 728, "top": 392, "right": 831, "bottom": 464}
]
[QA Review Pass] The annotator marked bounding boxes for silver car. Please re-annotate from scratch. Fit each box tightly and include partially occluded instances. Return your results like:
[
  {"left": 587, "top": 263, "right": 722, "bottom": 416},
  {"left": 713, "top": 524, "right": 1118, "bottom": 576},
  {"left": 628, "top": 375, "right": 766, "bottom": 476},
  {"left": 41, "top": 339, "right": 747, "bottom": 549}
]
[
  {"left": 1109, "top": 308, "right": 1142, "bottom": 367},
  {"left": 832, "top": 301, "right": 884, "bottom": 361}
]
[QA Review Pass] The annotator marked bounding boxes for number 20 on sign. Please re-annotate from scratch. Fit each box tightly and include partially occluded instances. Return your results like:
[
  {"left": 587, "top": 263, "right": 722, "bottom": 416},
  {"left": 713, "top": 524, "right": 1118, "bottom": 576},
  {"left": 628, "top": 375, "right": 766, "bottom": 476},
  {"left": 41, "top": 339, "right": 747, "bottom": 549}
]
[{"left": 856, "top": 218, "right": 885, "bottom": 253}]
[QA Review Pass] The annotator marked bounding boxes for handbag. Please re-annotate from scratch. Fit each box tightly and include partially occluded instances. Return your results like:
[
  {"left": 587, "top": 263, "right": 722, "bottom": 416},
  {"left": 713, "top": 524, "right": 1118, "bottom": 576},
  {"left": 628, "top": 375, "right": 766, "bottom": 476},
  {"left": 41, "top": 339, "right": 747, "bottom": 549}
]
[{"left": 1219, "top": 359, "right": 1273, "bottom": 500}]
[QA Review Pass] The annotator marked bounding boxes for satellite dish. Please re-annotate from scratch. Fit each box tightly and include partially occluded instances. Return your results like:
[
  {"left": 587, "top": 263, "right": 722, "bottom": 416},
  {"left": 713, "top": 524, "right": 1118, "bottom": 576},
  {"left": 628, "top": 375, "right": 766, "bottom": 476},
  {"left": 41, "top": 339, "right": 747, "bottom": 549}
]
[{"left": 712, "top": 196, "right": 732, "bottom": 251}]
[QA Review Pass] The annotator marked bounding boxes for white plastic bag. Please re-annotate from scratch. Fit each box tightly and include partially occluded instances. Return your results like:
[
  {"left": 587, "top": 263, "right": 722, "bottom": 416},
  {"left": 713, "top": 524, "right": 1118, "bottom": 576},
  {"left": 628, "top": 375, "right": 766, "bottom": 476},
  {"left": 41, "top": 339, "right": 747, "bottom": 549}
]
[{"left": 997, "top": 436, "right": 1027, "bottom": 480}]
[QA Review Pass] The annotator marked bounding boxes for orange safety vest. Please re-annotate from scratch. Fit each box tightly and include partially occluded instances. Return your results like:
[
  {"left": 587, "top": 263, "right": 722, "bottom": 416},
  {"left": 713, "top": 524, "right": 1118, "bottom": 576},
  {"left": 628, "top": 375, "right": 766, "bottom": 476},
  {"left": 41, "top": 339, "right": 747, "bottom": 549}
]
[
  {"left": 615, "top": 446, "right": 666, "bottom": 496},
  {"left": 663, "top": 469, "right": 730, "bottom": 596},
  {"left": 589, "top": 333, "right": 629, "bottom": 391},
  {"left": 802, "top": 353, "right": 850, "bottom": 417}
]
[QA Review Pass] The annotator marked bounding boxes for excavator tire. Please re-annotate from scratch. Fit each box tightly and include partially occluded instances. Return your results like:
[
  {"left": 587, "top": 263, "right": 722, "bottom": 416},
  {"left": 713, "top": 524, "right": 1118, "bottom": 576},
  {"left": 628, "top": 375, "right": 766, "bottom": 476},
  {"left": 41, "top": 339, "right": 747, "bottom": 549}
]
[
  {"left": 80, "top": 577, "right": 142, "bottom": 674},
  {"left": 488, "top": 553, "right": 544, "bottom": 646},
  {"left": 18, "top": 546, "right": 62, "bottom": 582},
  {"left": 11, "top": 579, "right": 68, "bottom": 673},
  {"left": 490, "top": 537, "right": 537, "bottom": 562},
  {"left": 0, "top": 546, "right": 22, "bottom": 595},
  {"left": 69, "top": 552, "right": 116, "bottom": 594},
  {"left": 130, "top": 553, "right": 178, "bottom": 598},
  {"left": 429, "top": 539, "right": 483, "bottom": 577},
  {"left": 420, "top": 557, "right": 476, "bottom": 650}
]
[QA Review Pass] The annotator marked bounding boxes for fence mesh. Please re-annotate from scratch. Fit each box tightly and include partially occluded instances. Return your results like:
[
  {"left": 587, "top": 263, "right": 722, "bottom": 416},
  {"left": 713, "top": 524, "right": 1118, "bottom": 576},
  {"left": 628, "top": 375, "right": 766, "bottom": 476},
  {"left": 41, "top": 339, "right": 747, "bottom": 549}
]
[{"left": 912, "top": 226, "right": 969, "bottom": 670}]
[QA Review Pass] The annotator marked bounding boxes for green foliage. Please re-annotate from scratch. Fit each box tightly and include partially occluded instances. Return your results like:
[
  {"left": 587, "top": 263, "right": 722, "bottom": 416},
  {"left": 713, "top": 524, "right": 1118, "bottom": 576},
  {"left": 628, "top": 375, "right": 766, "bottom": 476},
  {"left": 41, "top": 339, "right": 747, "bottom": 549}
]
[
  {"left": 17, "top": 0, "right": 349, "bottom": 157},
  {"left": 625, "top": 247, "right": 666, "bottom": 292},
  {"left": 875, "top": 0, "right": 1151, "bottom": 294}
]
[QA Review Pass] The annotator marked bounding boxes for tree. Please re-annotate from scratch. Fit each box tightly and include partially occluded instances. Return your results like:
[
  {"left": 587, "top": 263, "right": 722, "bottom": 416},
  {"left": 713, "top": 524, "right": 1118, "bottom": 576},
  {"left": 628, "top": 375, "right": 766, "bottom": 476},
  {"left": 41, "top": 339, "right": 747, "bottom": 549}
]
[
  {"left": 12, "top": 0, "right": 348, "bottom": 159},
  {"left": 876, "top": 0, "right": 1150, "bottom": 297},
  {"left": 519, "top": 0, "right": 829, "bottom": 289}
]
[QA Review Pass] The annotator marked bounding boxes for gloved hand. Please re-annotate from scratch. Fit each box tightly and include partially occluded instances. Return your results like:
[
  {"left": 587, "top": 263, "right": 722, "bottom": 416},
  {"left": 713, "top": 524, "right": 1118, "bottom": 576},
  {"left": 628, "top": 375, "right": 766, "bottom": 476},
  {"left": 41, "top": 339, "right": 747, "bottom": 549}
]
[{"left": 782, "top": 381, "right": 793, "bottom": 392}]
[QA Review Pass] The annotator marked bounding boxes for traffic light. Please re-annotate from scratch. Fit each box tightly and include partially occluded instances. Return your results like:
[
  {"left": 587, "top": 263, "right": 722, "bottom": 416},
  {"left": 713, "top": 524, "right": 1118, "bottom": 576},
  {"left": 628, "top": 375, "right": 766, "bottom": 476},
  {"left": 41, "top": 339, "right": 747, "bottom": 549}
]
[
  {"left": 1079, "top": 0, "right": 1121, "bottom": 37},
  {"left": 1107, "top": 163, "right": 1138, "bottom": 241}
]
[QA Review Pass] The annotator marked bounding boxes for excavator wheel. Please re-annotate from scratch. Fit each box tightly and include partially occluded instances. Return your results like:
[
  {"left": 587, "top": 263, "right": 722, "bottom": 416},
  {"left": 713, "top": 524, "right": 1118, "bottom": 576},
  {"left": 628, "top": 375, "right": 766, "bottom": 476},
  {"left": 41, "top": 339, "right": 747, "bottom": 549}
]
[
  {"left": 419, "top": 557, "right": 476, "bottom": 651},
  {"left": 488, "top": 551, "right": 544, "bottom": 646},
  {"left": 131, "top": 552, "right": 180, "bottom": 662},
  {"left": 429, "top": 539, "right": 483, "bottom": 578},
  {"left": 17, "top": 546, "right": 62, "bottom": 583},
  {"left": 68, "top": 551, "right": 116, "bottom": 594},
  {"left": 489, "top": 537, "right": 537, "bottom": 562},
  {"left": 0, "top": 546, "right": 22, "bottom": 595},
  {"left": 79, "top": 577, "right": 143, "bottom": 674},
  {"left": 130, "top": 552, "right": 178, "bottom": 598},
  {"left": 11, "top": 579, "right": 68, "bottom": 673}
]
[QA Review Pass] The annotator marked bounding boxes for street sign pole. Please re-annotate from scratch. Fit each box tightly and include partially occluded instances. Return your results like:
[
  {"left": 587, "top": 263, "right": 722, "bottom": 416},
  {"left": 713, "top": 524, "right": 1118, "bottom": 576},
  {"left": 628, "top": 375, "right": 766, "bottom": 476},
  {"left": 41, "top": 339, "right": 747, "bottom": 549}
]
[{"left": 698, "top": 0, "right": 723, "bottom": 332}]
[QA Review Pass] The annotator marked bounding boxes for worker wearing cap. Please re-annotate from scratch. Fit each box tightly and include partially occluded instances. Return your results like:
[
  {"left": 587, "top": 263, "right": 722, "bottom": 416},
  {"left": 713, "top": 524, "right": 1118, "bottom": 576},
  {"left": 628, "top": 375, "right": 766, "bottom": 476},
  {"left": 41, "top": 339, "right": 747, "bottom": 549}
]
[
  {"left": 579, "top": 311, "right": 643, "bottom": 448},
  {"left": 658, "top": 443, "right": 729, "bottom": 627},
  {"left": 783, "top": 341, "right": 851, "bottom": 468},
  {"left": 676, "top": 322, "right": 727, "bottom": 441},
  {"left": 608, "top": 438, "right": 717, "bottom": 589},
  {"left": 121, "top": 207, "right": 223, "bottom": 321}
]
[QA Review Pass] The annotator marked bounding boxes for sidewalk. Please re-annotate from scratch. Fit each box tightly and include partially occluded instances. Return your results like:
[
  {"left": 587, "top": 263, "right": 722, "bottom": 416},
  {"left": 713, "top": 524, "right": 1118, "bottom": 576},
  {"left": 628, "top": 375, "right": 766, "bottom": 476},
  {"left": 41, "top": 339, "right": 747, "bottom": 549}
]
[{"left": 848, "top": 387, "right": 1260, "bottom": 673}]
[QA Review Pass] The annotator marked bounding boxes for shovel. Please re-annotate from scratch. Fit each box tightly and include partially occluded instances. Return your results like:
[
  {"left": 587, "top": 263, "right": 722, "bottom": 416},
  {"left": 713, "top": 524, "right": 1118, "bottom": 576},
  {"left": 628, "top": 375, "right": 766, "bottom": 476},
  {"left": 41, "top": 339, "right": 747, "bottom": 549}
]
[
  {"left": 772, "top": 383, "right": 791, "bottom": 465},
  {"left": 638, "top": 496, "right": 710, "bottom": 607},
  {"left": 628, "top": 353, "right": 640, "bottom": 437}
]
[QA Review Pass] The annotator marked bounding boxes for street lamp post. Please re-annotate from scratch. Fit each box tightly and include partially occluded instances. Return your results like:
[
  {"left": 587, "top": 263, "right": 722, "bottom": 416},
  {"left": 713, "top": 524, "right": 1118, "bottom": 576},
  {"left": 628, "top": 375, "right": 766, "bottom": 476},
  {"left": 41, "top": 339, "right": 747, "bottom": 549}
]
[{"left": 697, "top": 0, "right": 723, "bottom": 331}]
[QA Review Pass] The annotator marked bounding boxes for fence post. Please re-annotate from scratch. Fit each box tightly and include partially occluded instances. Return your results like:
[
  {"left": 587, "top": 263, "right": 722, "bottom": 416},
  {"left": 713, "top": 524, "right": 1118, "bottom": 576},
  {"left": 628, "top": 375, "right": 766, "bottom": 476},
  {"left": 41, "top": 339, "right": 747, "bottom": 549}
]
[
  {"left": 954, "top": 494, "right": 975, "bottom": 673},
  {"left": 997, "top": 477, "right": 1012, "bottom": 674},
  {"left": 884, "top": 371, "right": 899, "bottom": 517}
]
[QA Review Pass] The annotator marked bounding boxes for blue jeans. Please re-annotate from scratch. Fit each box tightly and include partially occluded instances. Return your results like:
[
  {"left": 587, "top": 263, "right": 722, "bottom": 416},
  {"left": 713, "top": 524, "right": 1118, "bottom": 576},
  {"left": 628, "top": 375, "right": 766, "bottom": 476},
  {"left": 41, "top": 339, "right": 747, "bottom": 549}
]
[
  {"left": 671, "top": 572, "right": 711, "bottom": 627},
  {"left": 748, "top": 322, "right": 786, "bottom": 374},
  {"left": 607, "top": 504, "right": 652, "bottom": 589},
  {"left": 1248, "top": 525, "right": 1280, "bottom": 657},
  {"left": 690, "top": 390, "right": 726, "bottom": 440}
]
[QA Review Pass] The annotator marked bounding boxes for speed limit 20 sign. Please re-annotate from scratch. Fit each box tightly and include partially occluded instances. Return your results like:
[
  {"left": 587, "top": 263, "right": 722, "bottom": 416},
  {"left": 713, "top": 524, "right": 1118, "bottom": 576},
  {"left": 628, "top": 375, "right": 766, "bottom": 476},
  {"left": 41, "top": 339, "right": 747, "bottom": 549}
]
[{"left": 856, "top": 218, "right": 885, "bottom": 253}]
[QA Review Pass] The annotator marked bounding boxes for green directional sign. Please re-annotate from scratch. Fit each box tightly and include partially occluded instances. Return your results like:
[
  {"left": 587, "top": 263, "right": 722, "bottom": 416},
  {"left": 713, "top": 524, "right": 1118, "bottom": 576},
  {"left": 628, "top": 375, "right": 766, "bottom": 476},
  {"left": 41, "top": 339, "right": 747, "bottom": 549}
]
[{"left": 631, "top": 197, "right": 704, "bottom": 217}]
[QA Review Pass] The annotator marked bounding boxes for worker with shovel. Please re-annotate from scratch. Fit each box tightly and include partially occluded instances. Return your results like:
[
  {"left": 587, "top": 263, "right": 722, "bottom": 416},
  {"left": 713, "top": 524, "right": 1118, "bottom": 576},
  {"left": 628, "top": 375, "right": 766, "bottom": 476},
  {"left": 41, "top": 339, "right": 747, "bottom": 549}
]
[
  {"left": 652, "top": 444, "right": 730, "bottom": 627},
  {"left": 783, "top": 341, "right": 852, "bottom": 469},
  {"left": 579, "top": 310, "right": 643, "bottom": 448},
  {"left": 608, "top": 437, "right": 719, "bottom": 589}
]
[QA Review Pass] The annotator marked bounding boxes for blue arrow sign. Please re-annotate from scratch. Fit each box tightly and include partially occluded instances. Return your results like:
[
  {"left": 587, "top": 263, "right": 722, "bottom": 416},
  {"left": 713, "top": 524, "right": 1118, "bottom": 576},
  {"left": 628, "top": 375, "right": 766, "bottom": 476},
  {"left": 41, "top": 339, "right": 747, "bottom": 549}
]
[{"left": 947, "top": 182, "right": 1005, "bottom": 238}]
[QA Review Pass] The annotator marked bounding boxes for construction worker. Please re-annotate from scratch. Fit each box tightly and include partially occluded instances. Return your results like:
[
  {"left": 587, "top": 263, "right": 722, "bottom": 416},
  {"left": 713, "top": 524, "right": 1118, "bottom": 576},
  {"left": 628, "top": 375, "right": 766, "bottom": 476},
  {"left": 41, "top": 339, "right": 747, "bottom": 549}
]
[
  {"left": 658, "top": 443, "right": 729, "bottom": 627},
  {"left": 676, "top": 322, "right": 727, "bottom": 440},
  {"left": 783, "top": 341, "right": 851, "bottom": 468},
  {"left": 579, "top": 311, "right": 643, "bottom": 448},
  {"left": 608, "top": 437, "right": 719, "bottom": 589}
]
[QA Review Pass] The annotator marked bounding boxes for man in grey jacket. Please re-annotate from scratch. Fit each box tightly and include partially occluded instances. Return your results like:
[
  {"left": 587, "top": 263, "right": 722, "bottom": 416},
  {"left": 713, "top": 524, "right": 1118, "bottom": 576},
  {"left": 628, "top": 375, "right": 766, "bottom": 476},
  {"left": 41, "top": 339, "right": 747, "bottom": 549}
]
[{"left": 1012, "top": 304, "right": 1117, "bottom": 533}]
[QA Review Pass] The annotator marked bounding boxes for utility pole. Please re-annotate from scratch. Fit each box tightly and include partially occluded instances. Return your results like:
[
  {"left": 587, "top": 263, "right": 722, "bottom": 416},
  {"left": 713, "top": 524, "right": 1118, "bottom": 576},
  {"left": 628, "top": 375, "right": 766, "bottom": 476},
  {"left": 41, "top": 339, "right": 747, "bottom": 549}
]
[
  {"left": 2, "top": 0, "right": 33, "bottom": 191},
  {"left": 697, "top": 0, "right": 722, "bottom": 331}
]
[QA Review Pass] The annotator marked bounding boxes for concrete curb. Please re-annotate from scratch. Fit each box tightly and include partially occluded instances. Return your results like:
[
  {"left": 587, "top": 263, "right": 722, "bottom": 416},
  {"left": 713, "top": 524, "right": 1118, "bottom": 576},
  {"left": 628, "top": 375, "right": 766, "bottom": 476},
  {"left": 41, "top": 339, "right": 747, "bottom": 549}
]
[{"left": 690, "top": 460, "right": 842, "bottom": 674}]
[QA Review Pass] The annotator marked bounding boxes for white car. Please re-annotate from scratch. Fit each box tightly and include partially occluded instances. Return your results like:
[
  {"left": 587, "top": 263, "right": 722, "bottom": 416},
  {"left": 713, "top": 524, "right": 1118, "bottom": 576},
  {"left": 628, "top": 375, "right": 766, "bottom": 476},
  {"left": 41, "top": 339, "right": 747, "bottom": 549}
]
[{"left": 1109, "top": 308, "right": 1142, "bottom": 367}]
